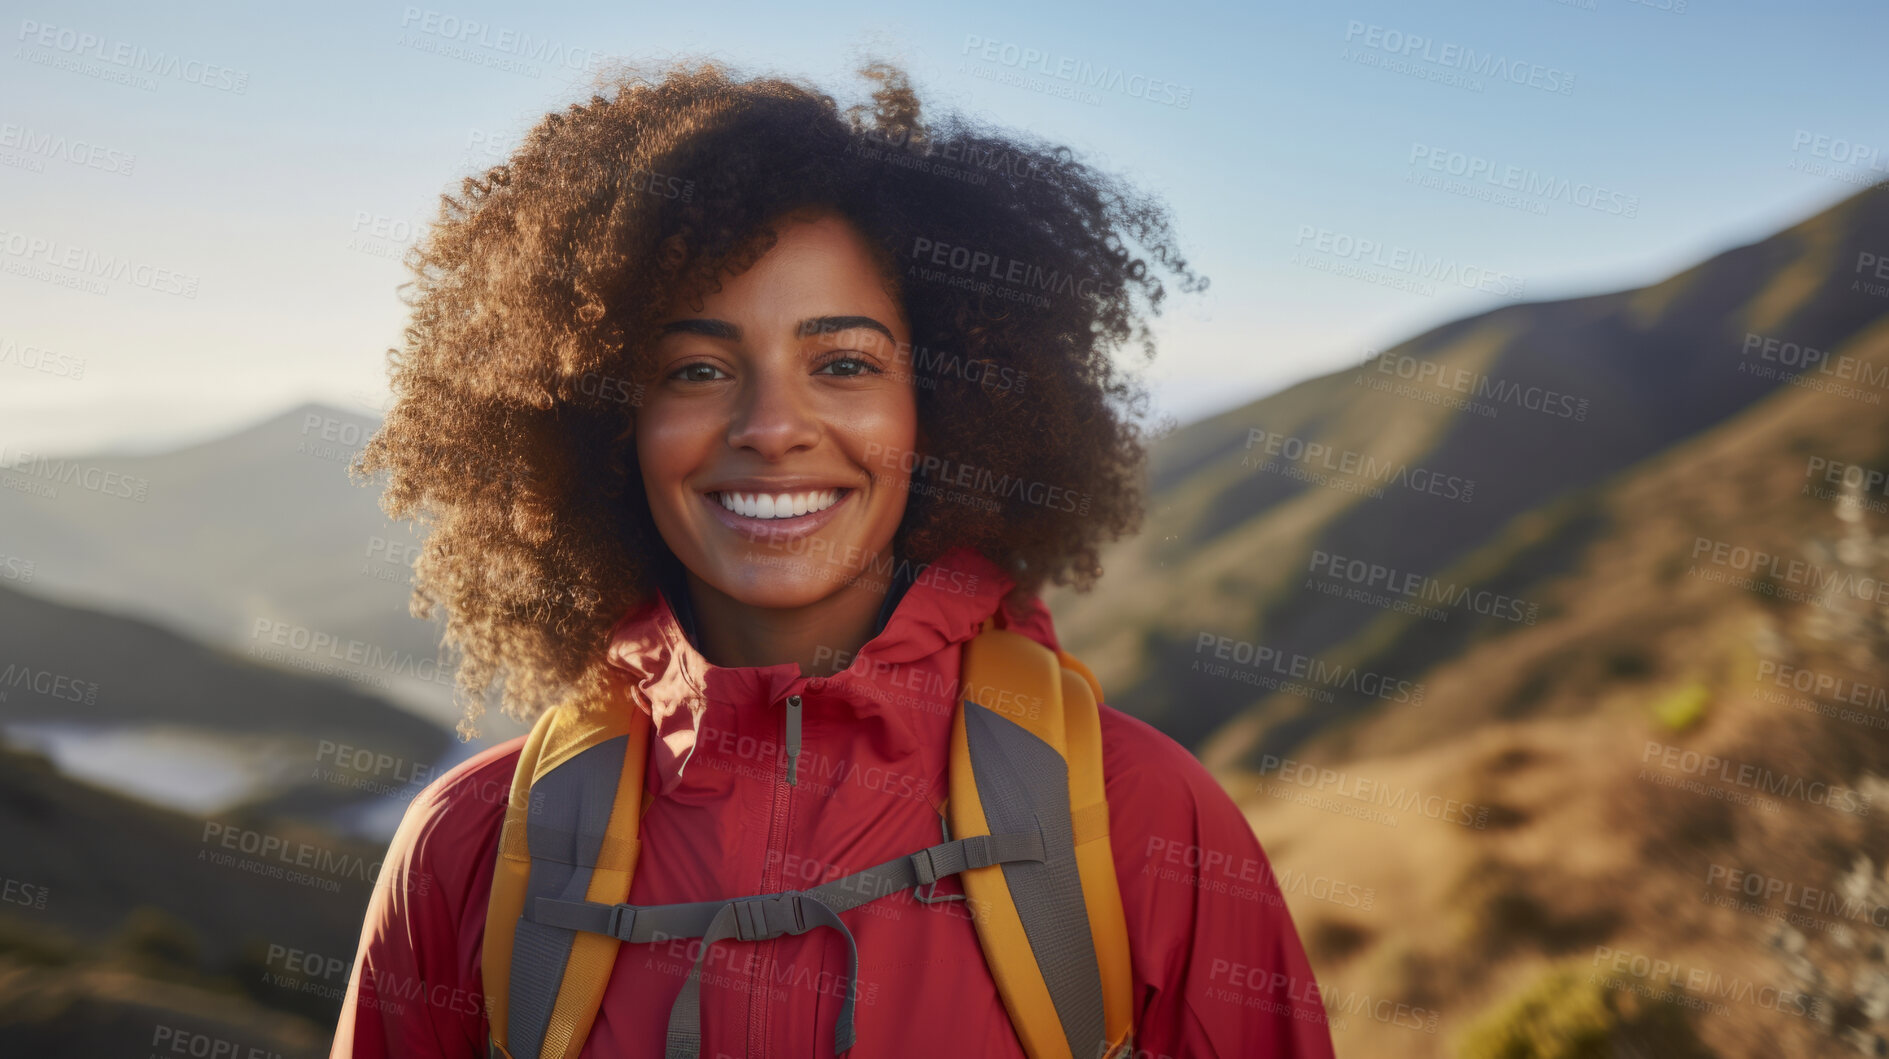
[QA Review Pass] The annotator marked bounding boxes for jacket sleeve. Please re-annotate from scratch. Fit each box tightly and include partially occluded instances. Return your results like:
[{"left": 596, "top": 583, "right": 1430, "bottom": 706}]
[
  {"left": 329, "top": 779, "right": 491, "bottom": 1059},
  {"left": 1101, "top": 708, "right": 1337, "bottom": 1059}
]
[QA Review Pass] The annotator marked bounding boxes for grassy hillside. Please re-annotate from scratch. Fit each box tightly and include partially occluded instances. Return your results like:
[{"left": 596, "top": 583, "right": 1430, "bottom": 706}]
[
  {"left": 1050, "top": 181, "right": 1889, "bottom": 760},
  {"left": 1202, "top": 274, "right": 1889, "bottom": 1056},
  {"left": 0, "top": 579, "right": 453, "bottom": 827},
  {"left": 0, "top": 740, "right": 389, "bottom": 1056},
  {"left": 0, "top": 401, "right": 469, "bottom": 725}
]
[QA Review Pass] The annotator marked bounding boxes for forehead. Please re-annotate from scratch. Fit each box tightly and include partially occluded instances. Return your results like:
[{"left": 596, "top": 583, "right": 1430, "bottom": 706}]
[{"left": 662, "top": 212, "right": 905, "bottom": 329}]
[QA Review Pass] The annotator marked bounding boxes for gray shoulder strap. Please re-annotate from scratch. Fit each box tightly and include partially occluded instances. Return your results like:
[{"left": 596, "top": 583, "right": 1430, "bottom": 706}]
[
  {"left": 503, "top": 733, "right": 632, "bottom": 1059},
  {"left": 960, "top": 699, "right": 1109, "bottom": 1059}
]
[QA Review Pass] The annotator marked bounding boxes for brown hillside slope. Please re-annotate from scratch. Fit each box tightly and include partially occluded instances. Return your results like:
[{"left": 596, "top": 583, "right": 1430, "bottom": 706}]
[
  {"left": 1226, "top": 314, "right": 1889, "bottom": 1056},
  {"left": 1049, "top": 182, "right": 1889, "bottom": 762}
]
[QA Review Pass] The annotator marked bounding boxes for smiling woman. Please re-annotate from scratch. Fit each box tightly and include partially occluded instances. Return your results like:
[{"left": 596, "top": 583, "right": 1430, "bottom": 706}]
[
  {"left": 638, "top": 211, "right": 920, "bottom": 669},
  {"left": 348, "top": 58, "right": 1198, "bottom": 740},
  {"left": 336, "top": 57, "right": 1333, "bottom": 1059}
]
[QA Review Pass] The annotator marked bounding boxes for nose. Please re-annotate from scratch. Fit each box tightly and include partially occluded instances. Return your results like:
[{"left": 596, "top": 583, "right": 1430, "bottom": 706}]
[{"left": 725, "top": 363, "right": 821, "bottom": 459}]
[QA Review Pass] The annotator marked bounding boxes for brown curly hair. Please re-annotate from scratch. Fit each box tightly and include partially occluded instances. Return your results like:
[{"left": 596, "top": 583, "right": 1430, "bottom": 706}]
[{"left": 350, "top": 57, "right": 1204, "bottom": 739}]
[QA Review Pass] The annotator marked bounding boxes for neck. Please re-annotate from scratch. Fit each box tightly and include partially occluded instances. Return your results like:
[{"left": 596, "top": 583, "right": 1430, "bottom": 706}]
[{"left": 680, "top": 569, "right": 890, "bottom": 677}]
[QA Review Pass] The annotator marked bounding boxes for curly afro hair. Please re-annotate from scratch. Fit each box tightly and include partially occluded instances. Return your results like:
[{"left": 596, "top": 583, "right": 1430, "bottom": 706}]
[{"left": 351, "top": 57, "right": 1205, "bottom": 739}]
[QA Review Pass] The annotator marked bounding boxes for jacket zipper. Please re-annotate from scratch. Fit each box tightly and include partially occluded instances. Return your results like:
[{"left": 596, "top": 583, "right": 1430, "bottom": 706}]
[{"left": 750, "top": 691, "right": 801, "bottom": 1056}]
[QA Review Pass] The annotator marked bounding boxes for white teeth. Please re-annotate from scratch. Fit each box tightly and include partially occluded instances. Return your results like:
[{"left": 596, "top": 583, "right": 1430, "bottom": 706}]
[{"left": 715, "top": 488, "right": 842, "bottom": 519}]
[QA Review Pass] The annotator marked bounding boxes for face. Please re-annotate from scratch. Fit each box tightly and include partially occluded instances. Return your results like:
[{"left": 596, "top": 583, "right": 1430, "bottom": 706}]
[{"left": 636, "top": 211, "right": 918, "bottom": 610}]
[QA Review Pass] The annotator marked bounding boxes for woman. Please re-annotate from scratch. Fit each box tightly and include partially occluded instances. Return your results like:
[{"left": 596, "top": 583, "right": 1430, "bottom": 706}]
[{"left": 333, "top": 58, "right": 1334, "bottom": 1058}]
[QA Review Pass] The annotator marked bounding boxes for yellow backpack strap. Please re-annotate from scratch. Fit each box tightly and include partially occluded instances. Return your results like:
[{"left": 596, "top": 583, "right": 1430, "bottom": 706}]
[
  {"left": 482, "top": 675, "right": 651, "bottom": 1059},
  {"left": 950, "top": 623, "right": 1136, "bottom": 1059}
]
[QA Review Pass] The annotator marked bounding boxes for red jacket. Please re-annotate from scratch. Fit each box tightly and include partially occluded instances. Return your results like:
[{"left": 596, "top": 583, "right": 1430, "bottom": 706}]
[{"left": 330, "top": 546, "right": 1336, "bottom": 1058}]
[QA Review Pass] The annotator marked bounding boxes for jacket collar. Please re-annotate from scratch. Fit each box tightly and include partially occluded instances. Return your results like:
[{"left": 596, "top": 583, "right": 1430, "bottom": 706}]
[{"left": 602, "top": 545, "right": 1060, "bottom": 796}]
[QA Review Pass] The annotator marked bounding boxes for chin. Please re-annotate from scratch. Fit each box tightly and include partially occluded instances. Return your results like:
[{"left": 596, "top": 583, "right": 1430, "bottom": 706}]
[{"left": 720, "top": 521, "right": 910, "bottom": 601}]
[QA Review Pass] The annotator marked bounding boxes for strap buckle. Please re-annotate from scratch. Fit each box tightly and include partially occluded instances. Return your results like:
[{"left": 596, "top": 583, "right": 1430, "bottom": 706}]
[
  {"left": 730, "top": 892, "right": 810, "bottom": 941},
  {"left": 911, "top": 846, "right": 967, "bottom": 905},
  {"left": 606, "top": 903, "right": 637, "bottom": 941}
]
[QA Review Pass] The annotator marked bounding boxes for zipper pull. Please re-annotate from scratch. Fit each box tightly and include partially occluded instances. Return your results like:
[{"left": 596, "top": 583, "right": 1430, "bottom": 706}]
[{"left": 784, "top": 694, "right": 802, "bottom": 786}]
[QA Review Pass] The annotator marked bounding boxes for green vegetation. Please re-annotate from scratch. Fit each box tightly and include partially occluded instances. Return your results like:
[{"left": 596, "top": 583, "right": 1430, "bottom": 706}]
[
  {"left": 1457, "top": 962, "right": 1710, "bottom": 1059},
  {"left": 1651, "top": 680, "right": 1711, "bottom": 732},
  {"left": 1458, "top": 964, "right": 1613, "bottom": 1059}
]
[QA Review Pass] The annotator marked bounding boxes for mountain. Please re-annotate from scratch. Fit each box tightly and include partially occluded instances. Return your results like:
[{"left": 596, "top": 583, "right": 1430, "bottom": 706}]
[
  {"left": 1221, "top": 282, "right": 1889, "bottom": 1058},
  {"left": 0, "top": 578, "right": 461, "bottom": 831},
  {"left": 0, "top": 738, "right": 383, "bottom": 1057},
  {"left": 0, "top": 400, "right": 466, "bottom": 726},
  {"left": 1048, "top": 181, "right": 1889, "bottom": 764}
]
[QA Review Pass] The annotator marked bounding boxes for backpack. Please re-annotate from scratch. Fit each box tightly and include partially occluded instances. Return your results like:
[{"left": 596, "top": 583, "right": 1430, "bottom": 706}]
[{"left": 480, "top": 616, "right": 1136, "bottom": 1059}]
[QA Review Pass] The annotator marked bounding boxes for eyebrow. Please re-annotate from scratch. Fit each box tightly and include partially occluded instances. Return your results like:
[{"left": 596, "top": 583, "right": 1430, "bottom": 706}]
[{"left": 659, "top": 315, "right": 896, "bottom": 343}]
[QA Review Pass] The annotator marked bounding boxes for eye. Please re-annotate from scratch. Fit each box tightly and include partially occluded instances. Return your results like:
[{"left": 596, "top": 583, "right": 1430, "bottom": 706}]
[
  {"left": 670, "top": 362, "right": 728, "bottom": 382},
  {"left": 815, "top": 355, "right": 882, "bottom": 378}
]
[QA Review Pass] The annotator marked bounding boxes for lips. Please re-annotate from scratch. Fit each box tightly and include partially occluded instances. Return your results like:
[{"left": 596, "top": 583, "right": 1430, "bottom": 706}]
[
  {"left": 713, "top": 488, "right": 844, "bottom": 520},
  {"left": 699, "top": 485, "right": 857, "bottom": 543}
]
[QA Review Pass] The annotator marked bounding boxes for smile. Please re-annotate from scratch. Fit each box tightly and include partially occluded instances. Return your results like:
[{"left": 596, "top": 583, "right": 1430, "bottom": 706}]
[
  {"left": 701, "top": 485, "right": 855, "bottom": 544},
  {"left": 710, "top": 488, "right": 848, "bottom": 520}
]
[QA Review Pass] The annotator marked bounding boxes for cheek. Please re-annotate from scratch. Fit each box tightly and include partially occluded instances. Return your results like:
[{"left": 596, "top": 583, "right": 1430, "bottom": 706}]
[
  {"left": 634, "top": 402, "right": 708, "bottom": 489},
  {"left": 844, "top": 391, "right": 919, "bottom": 495}
]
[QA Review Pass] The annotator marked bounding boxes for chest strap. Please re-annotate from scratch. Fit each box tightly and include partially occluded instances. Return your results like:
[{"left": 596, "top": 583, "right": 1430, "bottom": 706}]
[{"left": 524, "top": 828, "right": 1045, "bottom": 1058}]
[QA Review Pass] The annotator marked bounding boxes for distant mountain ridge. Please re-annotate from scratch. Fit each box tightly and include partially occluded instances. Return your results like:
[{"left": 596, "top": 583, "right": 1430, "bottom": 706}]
[
  {"left": 1048, "top": 180, "right": 1889, "bottom": 759},
  {"left": 0, "top": 399, "right": 500, "bottom": 731}
]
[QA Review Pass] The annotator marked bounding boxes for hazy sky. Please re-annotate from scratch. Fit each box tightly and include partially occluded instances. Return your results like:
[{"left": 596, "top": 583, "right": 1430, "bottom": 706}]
[{"left": 3, "top": 0, "right": 1884, "bottom": 455}]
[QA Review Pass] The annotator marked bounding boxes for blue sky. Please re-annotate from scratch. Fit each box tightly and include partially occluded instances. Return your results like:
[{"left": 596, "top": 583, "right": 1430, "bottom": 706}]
[{"left": 3, "top": 0, "right": 1885, "bottom": 454}]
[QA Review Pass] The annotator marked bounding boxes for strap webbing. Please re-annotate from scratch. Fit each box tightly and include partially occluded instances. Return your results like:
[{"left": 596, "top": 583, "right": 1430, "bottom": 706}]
[{"left": 524, "top": 829, "right": 1045, "bottom": 1057}]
